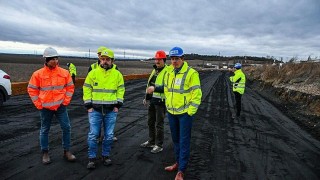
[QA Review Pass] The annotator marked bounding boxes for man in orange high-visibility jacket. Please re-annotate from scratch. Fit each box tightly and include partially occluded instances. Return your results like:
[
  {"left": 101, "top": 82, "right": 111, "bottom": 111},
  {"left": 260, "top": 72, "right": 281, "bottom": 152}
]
[{"left": 27, "top": 47, "right": 76, "bottom": 165}]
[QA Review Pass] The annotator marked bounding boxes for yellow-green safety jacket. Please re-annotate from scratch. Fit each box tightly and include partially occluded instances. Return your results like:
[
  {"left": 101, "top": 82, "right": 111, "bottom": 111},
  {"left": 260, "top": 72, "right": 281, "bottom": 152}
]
[
  {"left": 229, "top": 69, "right": 246, "bottom": 94},
  {"left": 164, "top": 62, "right": 202, "bottom": 116},
  {"left": 90, "top": 62, "right": 99, "bottom": 70},
  {"left": 68, "top": 63, "right": 77, "bottom": 76},
  {"left": 147, "top": 65, "right": 169, "bottom": 101},
  {"left": 83, "top": 65, "right": 125, "bottom": 108}
]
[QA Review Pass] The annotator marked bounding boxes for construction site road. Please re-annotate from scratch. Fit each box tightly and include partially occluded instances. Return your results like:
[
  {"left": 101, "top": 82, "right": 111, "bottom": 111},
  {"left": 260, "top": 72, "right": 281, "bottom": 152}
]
[{"left": 0, "top": 71, "right": 319, "bottom": 180}]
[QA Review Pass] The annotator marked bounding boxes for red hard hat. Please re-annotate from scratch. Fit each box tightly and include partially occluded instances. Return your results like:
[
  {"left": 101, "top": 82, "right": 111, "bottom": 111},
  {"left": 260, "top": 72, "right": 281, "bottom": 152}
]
[{"left": 154, "top": 50, "right": 166, "bottom": 59}]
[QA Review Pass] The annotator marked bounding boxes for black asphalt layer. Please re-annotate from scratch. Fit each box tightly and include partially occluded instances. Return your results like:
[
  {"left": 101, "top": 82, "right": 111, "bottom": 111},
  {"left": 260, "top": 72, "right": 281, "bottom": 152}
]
[{"left": 0, "top": 71, "right": 319, "bottom": 180}]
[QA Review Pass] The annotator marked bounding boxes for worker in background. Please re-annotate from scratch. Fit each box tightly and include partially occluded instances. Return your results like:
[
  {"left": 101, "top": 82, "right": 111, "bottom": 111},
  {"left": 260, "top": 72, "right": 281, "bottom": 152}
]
[
  {"left": 163, "top": 47, "right": 202, "bottom": 180},
  {"left": 67, "top": 63, "right": 77, "bottom": 84},
  {"left": 27, "top": 47, "right": 76, "bottom": 165},
  {"left": 140, "top": 50, "right": 169, "bottom": 154},
  {"left": 83, "top": 48, "right": 125, "bottom": 170},
  {"left": 88, "top": 46, "right": 118, "bottom": 142},
  {"left": 88, "top": 46, "right": 105, "bottom": 73},
  {"left": 229, "top": 63, "right": 246, "bottom": 118}
]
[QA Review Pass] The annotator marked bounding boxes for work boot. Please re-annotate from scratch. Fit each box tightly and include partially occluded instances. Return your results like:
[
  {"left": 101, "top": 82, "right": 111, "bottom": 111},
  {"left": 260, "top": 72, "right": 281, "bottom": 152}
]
[
  {"left": 165, "top": 162, "right": 178, "bottom": 172},
  {"left": 42, "top": 151, "right": 51, "bottom": 165},
  {"left": 151, "top": 145, "right": 163, "bottom": 153},
  {"left": 140, "top": 141, "right": 155, "bottom": 148},
  {"left": 63, "top": 150, "right": 76, "bottom": 162},
  {"left": 87, "top": 158, "right": 96, "bottom": 169},
  {"left": 175, "top": 171, "right": 184, "bottom": 180},
  {"left": 102, "top": 156, "right": 112, "bottom": 166}
]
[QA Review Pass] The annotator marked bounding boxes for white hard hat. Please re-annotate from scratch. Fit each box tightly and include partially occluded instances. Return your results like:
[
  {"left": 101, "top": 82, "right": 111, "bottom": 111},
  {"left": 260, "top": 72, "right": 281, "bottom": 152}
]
[{"left": 43, "top": 47, "right": 59, "bottom": 58}]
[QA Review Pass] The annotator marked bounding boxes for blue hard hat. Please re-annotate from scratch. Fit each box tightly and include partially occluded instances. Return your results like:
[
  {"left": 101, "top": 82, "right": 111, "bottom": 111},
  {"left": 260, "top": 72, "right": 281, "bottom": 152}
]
[
  {"left": 234, "top": 63, "right": 242, "bottom": 69},
  {"left": 169, "top": 47, "right": 184, "bottom": 57}
]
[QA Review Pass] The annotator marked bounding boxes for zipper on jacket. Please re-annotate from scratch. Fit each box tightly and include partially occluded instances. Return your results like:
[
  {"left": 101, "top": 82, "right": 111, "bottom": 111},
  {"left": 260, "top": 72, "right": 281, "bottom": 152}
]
[{"left": 171, "top": 74, "right": 176, "bottom": 114}]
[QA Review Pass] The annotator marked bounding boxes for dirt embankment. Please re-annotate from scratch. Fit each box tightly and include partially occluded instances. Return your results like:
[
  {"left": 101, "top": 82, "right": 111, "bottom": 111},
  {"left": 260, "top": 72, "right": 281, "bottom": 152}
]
[{"left": 244, "top": 62, "right": 320, "bottom": 140}]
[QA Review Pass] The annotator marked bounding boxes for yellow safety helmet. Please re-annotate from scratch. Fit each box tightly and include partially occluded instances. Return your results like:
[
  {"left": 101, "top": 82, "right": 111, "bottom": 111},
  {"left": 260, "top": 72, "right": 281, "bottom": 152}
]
[
  {"left": 100, "top": 48, "right": 114, "bottom": 59},
  {"left": 97, "top": 46, "right": 107, "bottom": 54}
]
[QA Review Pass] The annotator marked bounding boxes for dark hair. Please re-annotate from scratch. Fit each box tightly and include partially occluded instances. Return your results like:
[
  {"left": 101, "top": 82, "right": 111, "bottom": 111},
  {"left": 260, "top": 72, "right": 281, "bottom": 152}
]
[{"left": 45, "top": 56, "right": 58, "bottom": 62}]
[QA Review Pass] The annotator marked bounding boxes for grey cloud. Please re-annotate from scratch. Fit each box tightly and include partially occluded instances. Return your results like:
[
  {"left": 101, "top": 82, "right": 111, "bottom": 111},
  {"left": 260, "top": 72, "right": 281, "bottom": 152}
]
[{"left": 0, "top": 0, "right": 319, "bottom": 59}]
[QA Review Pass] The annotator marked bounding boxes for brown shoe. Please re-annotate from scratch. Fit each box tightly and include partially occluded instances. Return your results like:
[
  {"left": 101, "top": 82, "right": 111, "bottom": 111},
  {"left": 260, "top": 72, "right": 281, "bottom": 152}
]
[
  {"left": 42, "top": 152, "right": 51, "bottom": 165},
  {"left": 165, "top": 162, "right": 178, "bottom": 171},
  {"left": 63, "top": 151, "right": 76, "bottom": 162},
  {"left": 175, "top": 171, "right": 184, "bottom": 180}
]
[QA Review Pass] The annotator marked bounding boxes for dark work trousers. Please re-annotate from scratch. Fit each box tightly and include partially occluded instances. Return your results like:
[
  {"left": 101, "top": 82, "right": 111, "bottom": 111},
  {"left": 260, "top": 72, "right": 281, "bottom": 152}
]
[
  {"left": 234, "top": 91, "right": 242, "bottom": 117},
  {"left": 147, "top": 103, "right": 166, "bottom": 147},
  {"left": 71, "top": 74, "right": 76, "bottom": 85}
]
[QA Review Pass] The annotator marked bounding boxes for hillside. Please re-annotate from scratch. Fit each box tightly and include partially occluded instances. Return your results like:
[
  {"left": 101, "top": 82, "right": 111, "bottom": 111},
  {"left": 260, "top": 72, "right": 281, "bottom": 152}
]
[{"left": 244, "top": 62, "right": 320, "bottom": 139}]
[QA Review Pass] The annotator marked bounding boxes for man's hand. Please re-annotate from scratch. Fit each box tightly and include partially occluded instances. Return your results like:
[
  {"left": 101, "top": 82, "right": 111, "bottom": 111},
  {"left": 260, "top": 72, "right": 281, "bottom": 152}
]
[
  {"left": 113, "top": 107, "right": 119, "bottom": 113},
  {"left": 146, "top": 86, "right": 155, "bottom": 94}
]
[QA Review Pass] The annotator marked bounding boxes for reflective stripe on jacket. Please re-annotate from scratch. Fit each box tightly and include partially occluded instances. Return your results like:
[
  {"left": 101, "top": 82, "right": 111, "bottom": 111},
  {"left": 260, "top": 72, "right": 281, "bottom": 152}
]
[
  {"left": 27, "top": 65, "right": 75, "bottom": 110},
  {"left": 229, "top": 69, "right": 246, "bottom": 94},
  {"left": 68, "top": 63, "right": 77, "bottom": 76},
  {"left": 83, "top": 65, "right": 125, "bottom": 105},
  {"left": 147, "top": 65, "right": 169, "bottom": 101},
  {"left": 164, "top": 62, "right": 202, "bottom": 116}
]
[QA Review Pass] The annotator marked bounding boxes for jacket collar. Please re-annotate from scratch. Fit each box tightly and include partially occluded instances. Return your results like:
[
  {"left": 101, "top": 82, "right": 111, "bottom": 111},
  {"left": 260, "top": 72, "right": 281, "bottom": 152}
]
[
  {"left": 43, "top": 64, "right": 59, "bottom": 71},
  {"left": 173, "top": 62, "right": 188, "bottom": 74}
]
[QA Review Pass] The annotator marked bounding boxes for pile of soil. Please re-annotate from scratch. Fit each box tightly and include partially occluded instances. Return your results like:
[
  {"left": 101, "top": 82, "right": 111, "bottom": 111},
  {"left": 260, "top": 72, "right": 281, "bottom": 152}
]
[{"left": 249, "top": 80, "right": 320, "bottom": 141}]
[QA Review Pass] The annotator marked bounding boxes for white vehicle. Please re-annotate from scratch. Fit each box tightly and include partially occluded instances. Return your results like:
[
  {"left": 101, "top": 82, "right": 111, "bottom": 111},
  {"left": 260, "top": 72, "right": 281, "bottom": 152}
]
[{"left": 0, "top": 69, "right": 12, "bottom": 106}]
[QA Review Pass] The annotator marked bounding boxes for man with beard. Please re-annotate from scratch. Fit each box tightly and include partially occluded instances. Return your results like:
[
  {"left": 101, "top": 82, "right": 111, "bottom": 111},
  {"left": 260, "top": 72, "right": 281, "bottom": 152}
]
[
  {"left": 88, "top": 46, "right": 119, "bottom": 142},
  {"left": 140, "top": 50, "right": 169, "bottom": 153},
  {"left": 83, "top": 48, "right": 125, "bottom": 169},
  {"left": 27, "top": 47, "right": 76, "bottom": 164}
]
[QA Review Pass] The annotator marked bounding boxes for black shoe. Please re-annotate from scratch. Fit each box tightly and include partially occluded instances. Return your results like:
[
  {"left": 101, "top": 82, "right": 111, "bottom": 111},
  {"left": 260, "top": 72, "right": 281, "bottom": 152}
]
[
  {"left": 102, "top": 156, "right": 112, "bottom": 166},
  {"left": 87, "top": 158, "right": 96, "bottom": 169}
]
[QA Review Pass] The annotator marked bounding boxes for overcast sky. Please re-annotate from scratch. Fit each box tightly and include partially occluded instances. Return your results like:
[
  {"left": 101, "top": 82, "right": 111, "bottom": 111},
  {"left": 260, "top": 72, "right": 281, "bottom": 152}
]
[{"left": 0, "top": 0, "right": 319, "bottom": 60}]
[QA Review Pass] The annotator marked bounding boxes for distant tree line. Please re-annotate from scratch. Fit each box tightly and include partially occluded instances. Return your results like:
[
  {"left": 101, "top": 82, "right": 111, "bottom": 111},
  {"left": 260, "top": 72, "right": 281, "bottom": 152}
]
[{"left": 182, "top": 53, "right": 276, "bottom": 63}]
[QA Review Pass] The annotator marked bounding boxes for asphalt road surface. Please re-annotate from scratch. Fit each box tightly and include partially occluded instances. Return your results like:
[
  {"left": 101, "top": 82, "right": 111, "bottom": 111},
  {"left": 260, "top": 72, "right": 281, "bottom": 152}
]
[{"left": 0, "top": 71, "right": 319, "bottom": 180}]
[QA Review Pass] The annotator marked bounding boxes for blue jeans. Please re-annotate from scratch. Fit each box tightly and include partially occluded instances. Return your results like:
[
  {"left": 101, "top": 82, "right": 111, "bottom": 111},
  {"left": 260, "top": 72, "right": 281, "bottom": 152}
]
[
  {"left": 39, "top": 105, "right": 71, "bottom": 151},
  {"left": 167, "top": 112, "right": 193, "bottom": 172},
  {"left": 87, "top": 109, "right": 117, "bottom": 158}
]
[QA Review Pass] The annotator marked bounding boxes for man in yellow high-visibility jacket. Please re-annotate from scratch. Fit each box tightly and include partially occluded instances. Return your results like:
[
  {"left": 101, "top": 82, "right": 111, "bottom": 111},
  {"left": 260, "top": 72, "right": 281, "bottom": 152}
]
[
  {"left": 88, "top": 46, "right": 119, "bottom": 142},
  {"left": 67, "top": 63, "right": 77, "bottom": 84},
  {"left": 140, "top": 50, "right": 169, "bottom": 154},
  {"left": 163, "top": 47, "right": 202, "bottom": 180},
  {"left": 83, "top": 48, "right": 125, "bottom": 170},
  {"left": 229, "top": 63, "right": 246, "bottom": 118}
]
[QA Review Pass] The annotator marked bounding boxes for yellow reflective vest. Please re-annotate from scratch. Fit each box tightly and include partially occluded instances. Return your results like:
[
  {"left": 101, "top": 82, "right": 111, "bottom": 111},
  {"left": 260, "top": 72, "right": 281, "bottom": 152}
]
[
  {"left": 164, "top": 62, "right": 202, "bottom": 116},
  {"left": 83, "top": 65, "right": 125, "bottom": 106},
  {"left": 68, "top": 63, "right": 77, "bottom": 76},
  {"left": 147, "top": 65, "right": 169, "bottom": 101},
  {"left": 229, "top": 69, "right": 246, "bottom": 94}
]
